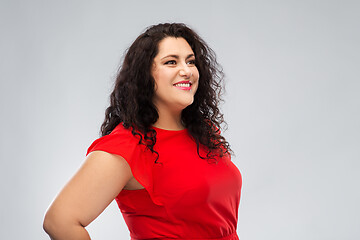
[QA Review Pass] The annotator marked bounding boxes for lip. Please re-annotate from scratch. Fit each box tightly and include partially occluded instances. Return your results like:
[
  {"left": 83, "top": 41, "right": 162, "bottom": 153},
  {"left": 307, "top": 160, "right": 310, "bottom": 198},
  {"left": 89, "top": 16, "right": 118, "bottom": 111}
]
[
  {"left": 173, "top": 81, "right": 192, "bottom": 91},
  {"left": 174, "top": 80, "right": 192, "bottom": 85}
]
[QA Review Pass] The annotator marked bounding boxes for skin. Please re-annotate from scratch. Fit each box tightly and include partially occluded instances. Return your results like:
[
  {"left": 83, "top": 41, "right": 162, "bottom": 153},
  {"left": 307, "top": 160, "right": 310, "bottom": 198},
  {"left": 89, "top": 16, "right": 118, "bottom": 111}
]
[
  {"left": 43, "top": 37, "right": 199, "bottom": 239},
  {"left": 43, "top": 151, "right": 134, "bottom": 239},
  {"left": 152, "top": 37, "right": 199, "bottom": 130}
]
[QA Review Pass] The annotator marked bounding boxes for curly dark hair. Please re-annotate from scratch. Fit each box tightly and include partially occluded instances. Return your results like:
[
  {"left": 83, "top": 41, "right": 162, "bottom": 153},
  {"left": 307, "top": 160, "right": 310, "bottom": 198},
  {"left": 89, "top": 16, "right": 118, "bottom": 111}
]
[{"left": 100, "top": 23, "right": 232, "bottom": 161}]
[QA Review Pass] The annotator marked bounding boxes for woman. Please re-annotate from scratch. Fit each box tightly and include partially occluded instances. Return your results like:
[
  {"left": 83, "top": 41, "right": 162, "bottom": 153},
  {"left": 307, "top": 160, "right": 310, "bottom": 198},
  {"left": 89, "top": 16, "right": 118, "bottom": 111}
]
[{"left": 43, "top": 23, "right": 242, "bottom": 240}]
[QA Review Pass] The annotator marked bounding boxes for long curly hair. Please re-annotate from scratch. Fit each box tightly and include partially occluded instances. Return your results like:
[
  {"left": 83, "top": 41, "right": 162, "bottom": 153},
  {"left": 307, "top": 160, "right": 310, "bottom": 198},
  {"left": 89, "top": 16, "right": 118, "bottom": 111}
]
[{"left": 100, "top": 23, "right": 232, "bottom": 161}]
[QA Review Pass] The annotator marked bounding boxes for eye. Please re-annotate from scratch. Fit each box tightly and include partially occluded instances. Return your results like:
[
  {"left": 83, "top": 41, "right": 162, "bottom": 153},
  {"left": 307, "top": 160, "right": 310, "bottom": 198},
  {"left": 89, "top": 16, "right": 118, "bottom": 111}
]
[
  {"left": 164, "top": 60, "right": 176, "bottom": 65},
  {"left": 187, "top": 59, "right": 196, "bottom": 65}
]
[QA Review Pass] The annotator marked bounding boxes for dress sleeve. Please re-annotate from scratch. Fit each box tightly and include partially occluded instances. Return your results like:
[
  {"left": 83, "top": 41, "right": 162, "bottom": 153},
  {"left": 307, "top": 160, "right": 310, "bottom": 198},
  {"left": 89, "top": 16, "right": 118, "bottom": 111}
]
[
  {"left": 86, "top": 124, "right": 163, "bottom": 206},
  {"left": 86, "top": 126, "right": 138, "bottom": 162}
]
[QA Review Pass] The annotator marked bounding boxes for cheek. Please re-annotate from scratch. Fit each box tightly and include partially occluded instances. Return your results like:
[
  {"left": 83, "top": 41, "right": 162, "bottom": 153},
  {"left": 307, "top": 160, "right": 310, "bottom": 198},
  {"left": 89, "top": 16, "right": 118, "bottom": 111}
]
[
  {"left": 194, "top": 70, "right": 200, "bottom": 86},
  {"left": 193, "top": 68, "right": 200, "bottom": 79},
  {"left": 155, "top": 68, "right": 173, "bottom": 84},
  {"left": 153, "top": 71, "right": 167, "bottom": 90}
]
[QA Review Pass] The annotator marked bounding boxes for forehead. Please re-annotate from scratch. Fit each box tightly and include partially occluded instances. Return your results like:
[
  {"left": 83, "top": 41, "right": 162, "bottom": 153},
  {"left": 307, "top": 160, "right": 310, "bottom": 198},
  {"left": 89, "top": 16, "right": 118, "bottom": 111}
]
[{"left": 156, "top": 37, "right": 194, "bottom": 57}]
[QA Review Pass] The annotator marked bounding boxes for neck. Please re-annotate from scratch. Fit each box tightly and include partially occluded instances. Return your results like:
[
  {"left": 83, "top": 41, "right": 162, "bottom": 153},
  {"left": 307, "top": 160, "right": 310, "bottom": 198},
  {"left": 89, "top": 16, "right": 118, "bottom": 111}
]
[{"left": 153, "top": 106, "right": 184, "bottom": 130}]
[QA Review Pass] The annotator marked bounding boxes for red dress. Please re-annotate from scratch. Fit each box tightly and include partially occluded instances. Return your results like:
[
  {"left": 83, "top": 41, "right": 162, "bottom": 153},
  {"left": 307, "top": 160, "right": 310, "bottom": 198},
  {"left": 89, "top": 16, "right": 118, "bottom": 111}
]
[{"left": 87, "top": 123, "right": 242, "bottom": 240}]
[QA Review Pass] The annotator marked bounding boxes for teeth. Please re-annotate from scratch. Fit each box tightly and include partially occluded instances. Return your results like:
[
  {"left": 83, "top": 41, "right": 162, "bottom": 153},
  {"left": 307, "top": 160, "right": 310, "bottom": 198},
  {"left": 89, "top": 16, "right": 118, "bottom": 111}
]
[{"left": 174, "top": 83, "right": 191, "bottom": 87}]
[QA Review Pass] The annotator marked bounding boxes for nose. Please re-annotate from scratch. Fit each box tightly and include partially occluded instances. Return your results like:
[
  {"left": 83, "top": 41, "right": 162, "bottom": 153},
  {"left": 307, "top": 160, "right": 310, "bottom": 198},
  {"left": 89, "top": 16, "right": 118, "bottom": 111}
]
[{"left": 179, "top": 64, "right": 192, "bottom": 78}]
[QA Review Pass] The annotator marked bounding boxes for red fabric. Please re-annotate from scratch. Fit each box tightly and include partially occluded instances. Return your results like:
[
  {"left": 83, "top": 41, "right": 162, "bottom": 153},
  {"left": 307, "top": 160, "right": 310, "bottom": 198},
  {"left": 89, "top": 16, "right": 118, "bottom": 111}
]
[{"left": 87, "top": 123, "right": 242, "bottom": 240}]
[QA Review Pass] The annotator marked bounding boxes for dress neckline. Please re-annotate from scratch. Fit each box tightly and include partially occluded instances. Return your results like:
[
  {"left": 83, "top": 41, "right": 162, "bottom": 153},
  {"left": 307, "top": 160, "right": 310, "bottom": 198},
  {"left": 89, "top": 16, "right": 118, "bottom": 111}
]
[{"left": 151, "top": 125, "right": 188, "bottom": 133}]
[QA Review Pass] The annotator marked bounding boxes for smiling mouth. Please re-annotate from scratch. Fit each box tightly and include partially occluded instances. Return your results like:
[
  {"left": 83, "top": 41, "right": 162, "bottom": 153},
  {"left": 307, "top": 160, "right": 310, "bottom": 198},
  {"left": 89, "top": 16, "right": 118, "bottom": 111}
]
[
  {"left": 174, "top": 83, "right": 191, "bottom": 87},
  {"left": 173, "top": 81, "right": 192, "bottom": 88},
  {"left": 173, "top": 81, "right": 192, "bottom": 90}
]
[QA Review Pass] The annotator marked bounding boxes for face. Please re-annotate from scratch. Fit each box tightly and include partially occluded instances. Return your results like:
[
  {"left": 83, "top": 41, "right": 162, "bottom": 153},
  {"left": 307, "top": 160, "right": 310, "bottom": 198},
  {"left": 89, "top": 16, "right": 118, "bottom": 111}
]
[{"left": 151, "top": 37, "right": 200, "bottom": 112}]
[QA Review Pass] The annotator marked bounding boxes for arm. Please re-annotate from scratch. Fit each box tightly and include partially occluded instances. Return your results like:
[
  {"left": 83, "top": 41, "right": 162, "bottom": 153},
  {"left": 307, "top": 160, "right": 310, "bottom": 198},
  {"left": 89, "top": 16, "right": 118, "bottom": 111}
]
[{"left": 43, "top": 151, "right": 133, "bottom": 240}]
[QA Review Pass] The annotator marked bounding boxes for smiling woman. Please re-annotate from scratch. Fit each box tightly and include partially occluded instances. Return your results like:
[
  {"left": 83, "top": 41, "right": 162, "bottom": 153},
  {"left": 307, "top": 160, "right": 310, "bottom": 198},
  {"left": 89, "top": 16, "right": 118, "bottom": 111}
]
[
  {"left": 152, "top": 37, "right": 200, "bottom": 129},
  {"left": 43, "top": 23, "right": 242, "bottom": 240}
]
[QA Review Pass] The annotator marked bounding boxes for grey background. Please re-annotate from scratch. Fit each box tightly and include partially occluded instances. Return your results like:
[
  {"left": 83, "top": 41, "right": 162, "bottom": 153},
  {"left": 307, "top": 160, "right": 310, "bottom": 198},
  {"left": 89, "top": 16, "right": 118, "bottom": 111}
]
[{"left": 1, "top": 0, "right": 359, "bottom": 239}]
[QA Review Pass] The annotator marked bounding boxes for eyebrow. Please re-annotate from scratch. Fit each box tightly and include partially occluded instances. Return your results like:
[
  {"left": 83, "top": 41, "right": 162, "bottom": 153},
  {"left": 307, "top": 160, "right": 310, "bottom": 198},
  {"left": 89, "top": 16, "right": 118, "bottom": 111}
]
[{"left": 161, "top": 54, "right": 195, "bottom": 60}]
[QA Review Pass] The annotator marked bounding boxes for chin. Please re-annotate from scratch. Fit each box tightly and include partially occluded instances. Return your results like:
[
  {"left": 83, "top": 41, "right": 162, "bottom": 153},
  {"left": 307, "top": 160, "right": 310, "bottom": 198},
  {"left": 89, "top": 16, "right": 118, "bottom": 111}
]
[{"left": 179, "top": 99, "right": 194, "bottom": 110}]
